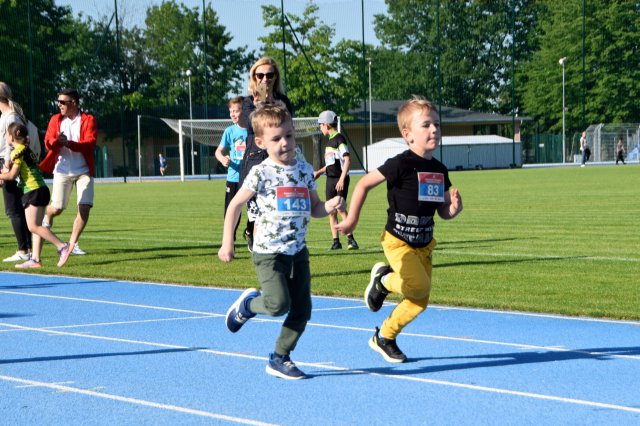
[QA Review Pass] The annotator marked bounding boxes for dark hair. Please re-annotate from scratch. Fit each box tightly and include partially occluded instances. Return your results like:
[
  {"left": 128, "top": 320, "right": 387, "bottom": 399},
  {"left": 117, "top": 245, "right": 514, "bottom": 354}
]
[
  {"left": 7, "top": 122, "right": 29, "bottom": 144},
  {"left": 58, "top": 88, "right": 80, "bottom": 103}
]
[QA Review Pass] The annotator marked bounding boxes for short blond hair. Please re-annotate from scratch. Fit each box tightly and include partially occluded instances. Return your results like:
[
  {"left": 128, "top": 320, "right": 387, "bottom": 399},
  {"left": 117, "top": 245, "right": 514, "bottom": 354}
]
[
  {"left": 251, "top": 104, "right": 292, "bottom": 138},
  {"left": 397, "top": 95, "right": 436, "bottom": 134}
]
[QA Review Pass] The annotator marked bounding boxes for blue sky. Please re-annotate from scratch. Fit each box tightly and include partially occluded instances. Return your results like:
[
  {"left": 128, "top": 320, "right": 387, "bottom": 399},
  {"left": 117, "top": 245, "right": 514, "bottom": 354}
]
[{"left": 56, "top": 0, "right": 386, "bottom": 51}]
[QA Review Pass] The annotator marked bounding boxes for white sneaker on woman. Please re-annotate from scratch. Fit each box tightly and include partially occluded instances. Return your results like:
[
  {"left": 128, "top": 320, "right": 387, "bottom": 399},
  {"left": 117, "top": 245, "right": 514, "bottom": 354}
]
[{"left": 3, "top": 252, "right": 31, "bottom": 262}]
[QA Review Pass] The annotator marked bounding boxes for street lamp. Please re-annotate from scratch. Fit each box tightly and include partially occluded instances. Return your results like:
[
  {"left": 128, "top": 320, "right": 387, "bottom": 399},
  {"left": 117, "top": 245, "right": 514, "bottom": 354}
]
[
  {"left": 367, "top": 58, "right": 373, "bottom": 149},
  {"left": 559, "top": 57, "right": 567, "bottom": 163},
  {"left": 183, "top": 69, "right": 195, "bottom": 175}
]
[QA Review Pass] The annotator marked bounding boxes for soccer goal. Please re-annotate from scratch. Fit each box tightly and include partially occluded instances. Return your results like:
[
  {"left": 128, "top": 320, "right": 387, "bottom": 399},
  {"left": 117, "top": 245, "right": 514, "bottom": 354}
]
[{"left": 161, "top": 117, "right": 325, "bottom": 181}]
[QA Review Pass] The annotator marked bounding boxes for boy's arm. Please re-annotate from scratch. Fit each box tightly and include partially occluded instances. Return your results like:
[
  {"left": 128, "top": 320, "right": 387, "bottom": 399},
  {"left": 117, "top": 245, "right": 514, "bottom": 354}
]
[
  {"left": 335, "top": 169, "right": 386, "bottom": 235},
  {"left": 218, "top": 187, "right": 255, "bottom": 262},
  {"left": 313, "top": 165, "right": 326, "bottom": 180},
  {"left": 215, "top": 144, "right": 230, "bottom": 167},
  {"left": 309, "top": 190, "right": 344, "bottom": 218},
  {"left": 335, "top": 155, "right": 351, "bottom": 191},
  {"left": 437, "top": 188, "right": 463, "bottom": 220}
]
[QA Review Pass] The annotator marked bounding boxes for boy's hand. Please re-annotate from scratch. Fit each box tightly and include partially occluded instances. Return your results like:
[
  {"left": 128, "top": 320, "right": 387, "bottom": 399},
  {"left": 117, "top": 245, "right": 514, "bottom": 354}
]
[
  {"left": 221, "top": 155, "right": 231, "bottom": 167},
  {"left": 449, "top": 187, "right": 462, "bottom": 216},
  {"left": 218, "top": 244, "right": 235, "bottom": 263},
  {"left": 335, "top": 216, "right": 356, "bottom": 236},
  {"left": 325, "top": 196, "right": 345, "bottom": 215}
]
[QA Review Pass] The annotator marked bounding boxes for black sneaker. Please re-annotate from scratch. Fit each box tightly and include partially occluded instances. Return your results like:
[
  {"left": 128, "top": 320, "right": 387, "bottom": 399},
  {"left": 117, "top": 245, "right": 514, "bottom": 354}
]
[
  {"left": 225, "top": 288, "right": 260, "bottom": 333},
  {"left": 347, "top": 237, "right": 359, "bottom": 250},
  {"left": 265, "top": 353, "right": 306, "bottom": 380},
  {"left": 243, "top": 228, "right": 254, "bottom": 253},
  {"left": 364, "top": 262, "right": 391, "bottom": 312},
  {"left": 369, "top": 327, "right": 406, "bottom": 363},
  {"left": 330, "top": 240, "right": 342, "bottom": 250}
]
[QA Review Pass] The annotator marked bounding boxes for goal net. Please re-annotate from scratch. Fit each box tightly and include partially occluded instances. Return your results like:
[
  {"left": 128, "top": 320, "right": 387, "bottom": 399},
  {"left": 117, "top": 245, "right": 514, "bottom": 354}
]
[{"left": 161, "top": 117, "right": 323, "bottom": 180}]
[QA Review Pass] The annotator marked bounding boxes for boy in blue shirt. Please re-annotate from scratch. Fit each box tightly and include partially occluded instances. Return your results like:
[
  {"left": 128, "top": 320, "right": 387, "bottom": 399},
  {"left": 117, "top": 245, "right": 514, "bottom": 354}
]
[{"left": 215, "top": 96, "right": 246, "bottom": 241}]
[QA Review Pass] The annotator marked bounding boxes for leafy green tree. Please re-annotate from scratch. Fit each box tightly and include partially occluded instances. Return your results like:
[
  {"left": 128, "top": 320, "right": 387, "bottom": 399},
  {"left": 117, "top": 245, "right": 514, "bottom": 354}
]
[
  {"left": 0, "top": 0, "right": 75, "bottom": 125},
  {"left": 143, "top": 0, "right": 253, "bottom": 111},
  {"left": 519, "top": 1, "right": 640, "bottom": 134},
  {"left": 373, "top": 0, "right": 541, "bottom": 113},
  {"left": 258, "top": 2, "right": 366, "bottom": 117}
]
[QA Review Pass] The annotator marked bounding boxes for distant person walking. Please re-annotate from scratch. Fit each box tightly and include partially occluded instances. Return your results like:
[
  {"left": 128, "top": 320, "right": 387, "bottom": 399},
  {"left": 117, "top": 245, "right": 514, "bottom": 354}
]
[
  {"left": 616, "top": 136, "right": 626, "bottom": 165},
  {"left": 0, "top": 81, "right": 34, "bottom": 263},
  {"left": 159, "top": 153, "right": 167, "bottom": 176},
  {"left": 39, "top": 88, "right": 97, "bottom": 261},
  {"left": 580, "top": 131, "right": 590, "bottom": 167}
]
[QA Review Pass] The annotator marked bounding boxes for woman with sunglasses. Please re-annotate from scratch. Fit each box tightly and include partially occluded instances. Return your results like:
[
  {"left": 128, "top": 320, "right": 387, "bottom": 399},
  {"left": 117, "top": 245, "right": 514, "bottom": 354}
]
[
  {"left": 238, "top": 57, "right": 294, "bottom": 252},
  {"left": 0, "top": 82, "right": 33, "bottom": 263}
]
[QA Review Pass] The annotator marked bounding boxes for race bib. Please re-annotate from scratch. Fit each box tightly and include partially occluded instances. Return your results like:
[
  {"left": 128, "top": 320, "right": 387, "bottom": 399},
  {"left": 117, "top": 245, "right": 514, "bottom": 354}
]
[
  {"left": 324, "top": 151, "right": 336, "bottom": 166},
  {"left": 276, "top": 186, "right": 310, "bottom": 216},
  {"left": 235, "top": 140, "right": 246, "bottom": 160},
  {"left": 417, "top": 172, "right": 445, "bottom": 202}
]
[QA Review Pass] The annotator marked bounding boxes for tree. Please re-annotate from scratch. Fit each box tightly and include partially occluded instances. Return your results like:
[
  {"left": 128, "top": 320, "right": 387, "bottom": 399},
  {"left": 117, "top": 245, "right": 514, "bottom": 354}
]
[
  {"left": 373, "top": 0, "right": 542, "bottom": 114},
  {"left": 519, "top": 1, "right": 640, "bottom": 134},
  {"left": 143, "top": 0, "right": 253, "bottom": 111},
  {"left": 258, "top": 2, "right": 366, "bottom": 117},
  {"left": 0, "top": 0, "right": 76, "bottom": 125}
]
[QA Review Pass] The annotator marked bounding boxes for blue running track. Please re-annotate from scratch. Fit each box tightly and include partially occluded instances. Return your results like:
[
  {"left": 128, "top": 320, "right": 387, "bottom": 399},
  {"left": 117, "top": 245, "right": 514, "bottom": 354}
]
[{"left": 1, "top": 272, "right": 639, "bottom": 425}]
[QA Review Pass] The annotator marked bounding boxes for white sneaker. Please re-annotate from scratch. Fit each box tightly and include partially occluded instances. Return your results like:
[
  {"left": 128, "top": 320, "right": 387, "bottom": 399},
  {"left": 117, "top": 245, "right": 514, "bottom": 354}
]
[
  {"left": 3, "top": 252, "right": 31, "bottom": 262},
  {"left": 42, "top": 217, "right": 51, "bottom": 228},
  {"left": 72, "top": 245, "right": 86, "bottom": 255}
]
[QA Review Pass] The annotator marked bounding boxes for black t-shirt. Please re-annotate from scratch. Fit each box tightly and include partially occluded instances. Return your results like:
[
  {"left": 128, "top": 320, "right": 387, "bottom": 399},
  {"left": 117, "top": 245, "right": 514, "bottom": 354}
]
[
  {"left": 378, "top": 150, "right": 452, "bottom": 247},
  {"left": 325, "top": 133, "right": 349, "bottom": 178}
]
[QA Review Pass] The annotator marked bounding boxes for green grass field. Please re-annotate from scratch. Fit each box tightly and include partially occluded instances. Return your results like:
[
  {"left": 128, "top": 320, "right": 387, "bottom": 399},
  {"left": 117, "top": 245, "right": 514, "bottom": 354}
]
[{"left": 2, "top": 165, "right": 638, "bottom": 320}]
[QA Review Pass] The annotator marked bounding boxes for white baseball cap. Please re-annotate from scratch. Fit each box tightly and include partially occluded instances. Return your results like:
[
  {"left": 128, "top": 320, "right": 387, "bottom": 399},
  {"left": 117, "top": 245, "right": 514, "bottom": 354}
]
[{"left": 318, "top": 110, "right": 337, "bottom": 124}]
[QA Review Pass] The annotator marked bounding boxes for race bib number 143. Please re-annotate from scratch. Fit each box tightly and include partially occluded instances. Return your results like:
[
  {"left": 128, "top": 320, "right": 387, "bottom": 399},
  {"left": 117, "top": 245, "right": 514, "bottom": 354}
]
[
  {"left": 276, "top": 186, "right": 311, "bottom": 216},
  {"left": 417, "top": 172, "right": 445, "bottom": 202}
]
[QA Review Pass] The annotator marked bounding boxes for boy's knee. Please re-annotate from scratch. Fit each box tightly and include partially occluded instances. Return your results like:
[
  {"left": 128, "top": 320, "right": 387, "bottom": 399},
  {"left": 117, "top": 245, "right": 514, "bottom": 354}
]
[
  {"left": 262, "top": 295, "right": 290, "bottom": 317},
  {"left": 401, "top": 279, "right": 431, "bottom": 301}
]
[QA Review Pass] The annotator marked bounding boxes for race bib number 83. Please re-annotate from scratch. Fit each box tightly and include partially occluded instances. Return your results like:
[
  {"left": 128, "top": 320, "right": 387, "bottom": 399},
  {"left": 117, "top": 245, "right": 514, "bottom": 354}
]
[
  {"left": 276, "top": 186, "right": 311, "bottom": 216},
  {"left": 417, "top": 172, "right": 445, "bottom": 202}
]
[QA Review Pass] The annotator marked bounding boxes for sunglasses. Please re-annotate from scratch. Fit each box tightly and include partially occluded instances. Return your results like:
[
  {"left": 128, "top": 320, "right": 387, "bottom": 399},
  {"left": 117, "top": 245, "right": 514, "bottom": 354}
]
[
  {"left": 255, "top": 72, "right": 275, "bottom": 80},
  {"left": 56, "top": 99, "right": 73, "bottom": 106}
]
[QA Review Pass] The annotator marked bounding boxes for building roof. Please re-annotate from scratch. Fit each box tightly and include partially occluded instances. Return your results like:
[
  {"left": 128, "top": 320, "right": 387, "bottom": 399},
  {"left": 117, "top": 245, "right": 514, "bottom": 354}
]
[{"left": 349, "top": 100, "right": 530, "bottom": 125}]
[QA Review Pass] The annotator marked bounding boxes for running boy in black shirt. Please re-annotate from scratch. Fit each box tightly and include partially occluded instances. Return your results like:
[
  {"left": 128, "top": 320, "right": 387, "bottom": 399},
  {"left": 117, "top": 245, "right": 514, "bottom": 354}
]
[{"left": 336, "top": 96, "right": 462, "bottom": 363}]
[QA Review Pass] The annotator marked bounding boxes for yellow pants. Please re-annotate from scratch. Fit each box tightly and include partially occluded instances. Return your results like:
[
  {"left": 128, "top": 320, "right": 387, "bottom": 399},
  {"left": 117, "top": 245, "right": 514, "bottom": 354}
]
[{"left": 379, "top": 231, "right": 437, "bottom": 340}]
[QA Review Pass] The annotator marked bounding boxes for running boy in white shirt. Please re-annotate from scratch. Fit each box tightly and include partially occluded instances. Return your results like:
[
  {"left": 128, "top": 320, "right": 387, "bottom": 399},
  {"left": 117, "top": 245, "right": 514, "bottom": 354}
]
[{"left": 218, "top": 105, "right": 344, "bottom": 380}]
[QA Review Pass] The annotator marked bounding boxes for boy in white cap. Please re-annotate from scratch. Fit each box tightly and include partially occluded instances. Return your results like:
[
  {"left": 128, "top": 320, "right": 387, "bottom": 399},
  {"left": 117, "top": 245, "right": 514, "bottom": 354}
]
[{"left": 313, "top": 110, "right": 359, "bottom": 250}]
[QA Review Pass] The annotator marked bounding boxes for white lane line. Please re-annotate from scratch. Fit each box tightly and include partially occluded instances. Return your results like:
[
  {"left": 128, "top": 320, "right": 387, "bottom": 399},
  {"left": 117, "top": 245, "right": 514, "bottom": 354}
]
[
  {"left": 2, "top": 322, "right": 638, "bottom": 415},
  {"left": 298, "top": 364, "right": 640, "bottom": 415},
  {"left": 0, "top": 290, "right": 220, "bottom": 316},
  {"left": 304, "top": 322, "right": 640, "bottom": 361},
  {"left": 1, "top": 289, "right": 639, "bottom": 361},
  {"left": 0, "top": 374, "right": 277, "bottom": 425},
  {"left": 4, "top": 272, "right": 639, "bottom": 326}
]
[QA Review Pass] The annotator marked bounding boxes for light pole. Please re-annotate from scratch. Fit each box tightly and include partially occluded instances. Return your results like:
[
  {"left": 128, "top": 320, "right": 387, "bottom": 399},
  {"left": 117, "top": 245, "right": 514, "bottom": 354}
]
[
  {"left": 559, "top": 57, "right": 567, "bottom": 163},
  {"left": 367, "top": 57, "right": 373, "bottom": 149},
  {"left": 183, "top": 69, "right": 195, "bottom": 175}
]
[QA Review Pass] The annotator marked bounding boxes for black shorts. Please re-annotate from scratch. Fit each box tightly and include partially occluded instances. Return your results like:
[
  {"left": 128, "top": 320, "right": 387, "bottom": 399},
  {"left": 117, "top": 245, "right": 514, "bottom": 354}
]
[
  {"left": 326, "top": 175, "right": 350, "bottom": 199},
  {"left": 22, "top": 186, "right": 51, "bottom": 208}
]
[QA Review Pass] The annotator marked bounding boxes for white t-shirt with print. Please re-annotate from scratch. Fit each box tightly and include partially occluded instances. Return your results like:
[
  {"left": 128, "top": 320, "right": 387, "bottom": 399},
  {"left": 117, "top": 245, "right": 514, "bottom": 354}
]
[{"left": 243, "top": 158, "right": 317, "bottom": 255}]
